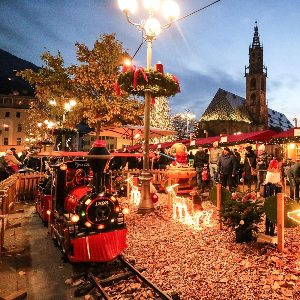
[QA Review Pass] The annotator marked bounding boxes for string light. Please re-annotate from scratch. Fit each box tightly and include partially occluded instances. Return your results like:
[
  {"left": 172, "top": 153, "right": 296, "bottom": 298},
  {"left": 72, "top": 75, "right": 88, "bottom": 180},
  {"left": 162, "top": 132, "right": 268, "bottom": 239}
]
[
  {"left": 166, "top": 184, "right": 213, "bottom": 229},
  {"left": 287, "top": 209, "right": 300, "bottom": 224}
]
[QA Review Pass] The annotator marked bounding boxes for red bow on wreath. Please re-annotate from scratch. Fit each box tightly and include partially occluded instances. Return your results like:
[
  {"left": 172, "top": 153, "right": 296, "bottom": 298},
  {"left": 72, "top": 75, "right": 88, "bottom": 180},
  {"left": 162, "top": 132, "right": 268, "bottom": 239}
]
[
  {"left": 114, "top": 82, "right": 120, "bottom": 96},
  {"left": 133, "top": 66, "right": 148, "bottom": 88},
  {"left": 171, "top": 75, "right": 181, "bottom": 93}
]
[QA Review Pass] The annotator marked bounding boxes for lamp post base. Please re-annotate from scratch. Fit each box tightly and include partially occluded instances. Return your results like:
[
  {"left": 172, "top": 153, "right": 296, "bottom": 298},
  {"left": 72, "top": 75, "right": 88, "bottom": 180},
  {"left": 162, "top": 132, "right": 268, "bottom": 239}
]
[{"left": 138, "top": 170, "right": 154, "bottom": 214}]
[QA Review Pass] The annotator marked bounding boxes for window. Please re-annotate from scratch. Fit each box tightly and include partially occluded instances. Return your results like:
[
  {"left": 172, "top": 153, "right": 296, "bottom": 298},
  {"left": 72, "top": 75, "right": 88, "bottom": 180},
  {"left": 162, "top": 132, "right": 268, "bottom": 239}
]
[
  {"left": 17, "top": 138, "right": 21, "bottom": 146},
  {"left": 250, "top": 78, "right": 256, "bottom": 89},
  {"left": 4, "top": 124, "right": 9, "bottom": 131},
  {"left": 4, "top": 138, "right": 8, "bottom": 145},
  {"left": 16, "top": 112, "right": 21, "bottom": 118},
  {"left": 250, "top": 93, "right": 256, "bottom": 105},
  {"left": 17, "top": 124, "right": 22, "bottom": 132},
  {"left": 4, "top": 98, "right": 12, "bottom": 104},
  {"left": 5, "top": 112, "right": 10, "bottom": 117}
]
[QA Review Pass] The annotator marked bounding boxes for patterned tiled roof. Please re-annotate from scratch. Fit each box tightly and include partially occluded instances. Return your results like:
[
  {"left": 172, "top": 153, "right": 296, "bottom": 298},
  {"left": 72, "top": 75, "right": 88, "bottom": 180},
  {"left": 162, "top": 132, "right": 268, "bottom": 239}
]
[
  {"left": 268, "top": 108, "right": 293, "bottom": 131},
  {"left": 199, "top": 88, "right": 292, "bottom": 132},
  {"left": 199, "top": 88, "right": 252, "bottom": 123}
]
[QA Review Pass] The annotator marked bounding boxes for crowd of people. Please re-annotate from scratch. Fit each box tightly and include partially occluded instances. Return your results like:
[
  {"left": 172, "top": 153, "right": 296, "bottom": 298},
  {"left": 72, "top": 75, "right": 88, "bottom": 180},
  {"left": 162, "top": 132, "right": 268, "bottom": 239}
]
[{"left": 0, "top": 147, "right": 47, "bottom": 181}]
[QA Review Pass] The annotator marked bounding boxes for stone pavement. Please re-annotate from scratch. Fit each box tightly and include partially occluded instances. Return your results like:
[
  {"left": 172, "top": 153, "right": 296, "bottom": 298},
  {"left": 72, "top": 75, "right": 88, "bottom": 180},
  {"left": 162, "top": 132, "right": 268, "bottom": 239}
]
[{"left": 0, "top": 202, "right": 79, "bottom": 300}]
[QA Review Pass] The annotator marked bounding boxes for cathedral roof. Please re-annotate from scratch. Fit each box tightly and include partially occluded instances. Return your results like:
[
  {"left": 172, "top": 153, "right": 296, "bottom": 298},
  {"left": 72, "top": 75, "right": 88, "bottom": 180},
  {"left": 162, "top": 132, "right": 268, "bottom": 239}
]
[
  {"left": 268, "top": 108, "right": 293, "bottom": 131},
  {"left": 199, "top": 88, "right": 252, "bottom": 123},
  {"left": 199, "top": 88, "right": 292, "bottom": 132}
]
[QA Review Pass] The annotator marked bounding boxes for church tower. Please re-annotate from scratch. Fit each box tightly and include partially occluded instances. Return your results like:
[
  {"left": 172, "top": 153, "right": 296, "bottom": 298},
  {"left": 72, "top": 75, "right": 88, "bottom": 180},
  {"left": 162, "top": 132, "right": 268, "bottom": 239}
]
[{"left": 245, "top": 22, "right": 268, "bottom": 130}]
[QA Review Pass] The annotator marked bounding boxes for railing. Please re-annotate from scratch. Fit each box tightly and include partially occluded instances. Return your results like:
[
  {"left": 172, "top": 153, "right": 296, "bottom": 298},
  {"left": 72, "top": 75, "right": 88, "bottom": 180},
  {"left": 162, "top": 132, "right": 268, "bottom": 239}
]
[
  {"left": 111, "top": 169, "right": 167, "bottom": 186},
  {"left": 0, "top": 172, "right": 44, "bottom": 257}
]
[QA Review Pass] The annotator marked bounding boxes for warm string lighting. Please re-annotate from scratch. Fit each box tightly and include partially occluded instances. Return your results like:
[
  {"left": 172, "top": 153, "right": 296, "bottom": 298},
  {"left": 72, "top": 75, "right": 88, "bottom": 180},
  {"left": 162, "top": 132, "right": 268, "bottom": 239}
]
[
  {"left": 287, "top": 209, "right": 300, "bottom": 224},
  {"left": 166, "top": 184, "right": 213, "bottom": 229},
  {"left": 125, "top": 176, "right": 141, "bottom": 205}
]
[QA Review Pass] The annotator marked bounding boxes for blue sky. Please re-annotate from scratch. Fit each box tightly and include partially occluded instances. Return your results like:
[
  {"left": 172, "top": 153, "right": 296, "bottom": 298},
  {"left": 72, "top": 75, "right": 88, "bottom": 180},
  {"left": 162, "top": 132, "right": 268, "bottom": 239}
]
[{"left": 1, "top": 0, "right": 299, "bottom": 123}]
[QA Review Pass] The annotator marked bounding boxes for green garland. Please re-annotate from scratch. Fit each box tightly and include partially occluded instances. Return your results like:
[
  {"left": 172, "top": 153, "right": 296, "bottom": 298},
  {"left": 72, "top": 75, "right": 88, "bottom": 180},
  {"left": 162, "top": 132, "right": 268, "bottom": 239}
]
[
  {"left": 52, "top": 128, "right": 78, "bottom": 136},
  {"left": 270, "top": 136, "right": 300, "bottom": 144},
  {"left": 117, "top": 68, "right": 179, "bottom": 98}
]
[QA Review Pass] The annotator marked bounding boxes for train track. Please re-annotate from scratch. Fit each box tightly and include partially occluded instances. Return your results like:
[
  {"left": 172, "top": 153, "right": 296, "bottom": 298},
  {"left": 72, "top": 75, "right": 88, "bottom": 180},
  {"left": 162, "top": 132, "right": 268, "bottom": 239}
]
[{"left": 73, "top": 255, "right": 180, "bottom": 300}]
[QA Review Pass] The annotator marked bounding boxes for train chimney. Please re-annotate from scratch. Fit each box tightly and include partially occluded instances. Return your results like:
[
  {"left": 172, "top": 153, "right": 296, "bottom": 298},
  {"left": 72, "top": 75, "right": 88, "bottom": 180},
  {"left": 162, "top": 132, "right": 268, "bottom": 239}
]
[{"left": 86, "top": 140, "right": 112, "bottom": 193}]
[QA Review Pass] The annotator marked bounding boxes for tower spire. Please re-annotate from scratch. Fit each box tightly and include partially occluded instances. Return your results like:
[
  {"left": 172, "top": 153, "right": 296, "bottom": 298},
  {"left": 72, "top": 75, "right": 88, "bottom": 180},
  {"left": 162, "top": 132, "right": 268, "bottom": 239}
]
[{"left": 252, "top": 21, "right": 260, "bottom": 48}]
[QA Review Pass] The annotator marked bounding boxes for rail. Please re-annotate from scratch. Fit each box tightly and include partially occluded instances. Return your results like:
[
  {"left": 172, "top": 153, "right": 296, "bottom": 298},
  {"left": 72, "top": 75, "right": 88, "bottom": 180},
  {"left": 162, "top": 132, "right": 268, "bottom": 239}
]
[{"left": 0, "top": 172, "right": 44, "bottom": 257}]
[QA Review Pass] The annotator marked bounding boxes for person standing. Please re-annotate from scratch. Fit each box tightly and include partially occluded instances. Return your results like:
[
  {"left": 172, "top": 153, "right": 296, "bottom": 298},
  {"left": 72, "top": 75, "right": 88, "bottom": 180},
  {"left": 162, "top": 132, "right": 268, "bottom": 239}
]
[
  {"left": 232, "top": 149, "right": 241, "bottom": 188},
  {"left": 194, "top": 146, "right": 208, "bottom": 189},
  {"left": 287, "top": 161, "right": 300, "bottom": 201},
  {"left": 256, "top": 144, "right": 268, "bottom": 195},
  {"left": 209, "top": 141, "right": 223, "bottom": 184},
  {"left": 243, "top": 146, "right": 257, "bottom": 192},
  {"left": 217, "top": 147, "right": 236, "bottom": 190}
]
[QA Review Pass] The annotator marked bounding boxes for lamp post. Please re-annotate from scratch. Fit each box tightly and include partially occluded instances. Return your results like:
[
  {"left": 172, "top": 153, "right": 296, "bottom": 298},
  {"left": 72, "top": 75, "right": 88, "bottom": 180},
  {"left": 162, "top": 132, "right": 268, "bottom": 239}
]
[
  {"left": 118, "top": 0, "right": 180, "bottom": 214},
  {"left": 181, "top": 112, "right": 195, "bottom": 133}
]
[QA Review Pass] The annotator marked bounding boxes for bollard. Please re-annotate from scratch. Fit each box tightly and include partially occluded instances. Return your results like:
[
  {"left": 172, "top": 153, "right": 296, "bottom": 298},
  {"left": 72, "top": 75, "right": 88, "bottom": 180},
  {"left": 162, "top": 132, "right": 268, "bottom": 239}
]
[
  {"left": 216, "top": 183, "right": 222, "bottom": 230},
  {"left": 277, "top": 193, "right": 284, "bottom": 252},
  {"left": 167, "top": 178, "right": 172, "bottom": 209},
  {"left": 127, "top": 173, "right": 130, "bottom": 201}
]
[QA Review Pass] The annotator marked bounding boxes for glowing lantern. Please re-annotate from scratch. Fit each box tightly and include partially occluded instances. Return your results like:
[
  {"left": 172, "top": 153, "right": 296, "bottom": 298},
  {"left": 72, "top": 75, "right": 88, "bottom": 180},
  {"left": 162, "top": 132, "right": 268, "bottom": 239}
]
[{"left": 60, "top": 164, "right": 68, "bottom": 171}]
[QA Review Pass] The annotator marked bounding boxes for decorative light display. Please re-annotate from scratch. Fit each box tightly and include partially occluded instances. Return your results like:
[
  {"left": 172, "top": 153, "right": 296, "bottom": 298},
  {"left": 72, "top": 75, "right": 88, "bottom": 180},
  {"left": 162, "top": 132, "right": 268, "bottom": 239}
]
[
  {"left": 125, "top": 176, "right": 141, "bottom": 205},
  {"left": 287, "top": 209, "right": 300, "bottom": 224},
  {"left": 150, "top": 97, "right": 176, "bottom": 144},
  {"left": 166, "top": 184, "right": 212, "bottom": 229}
]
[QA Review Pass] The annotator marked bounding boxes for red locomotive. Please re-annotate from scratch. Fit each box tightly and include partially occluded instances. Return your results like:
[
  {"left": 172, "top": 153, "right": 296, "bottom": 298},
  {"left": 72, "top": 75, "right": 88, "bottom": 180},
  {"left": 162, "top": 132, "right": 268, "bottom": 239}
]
[{"left": 36, "top": 141, "right": 128, "bottom": 262}]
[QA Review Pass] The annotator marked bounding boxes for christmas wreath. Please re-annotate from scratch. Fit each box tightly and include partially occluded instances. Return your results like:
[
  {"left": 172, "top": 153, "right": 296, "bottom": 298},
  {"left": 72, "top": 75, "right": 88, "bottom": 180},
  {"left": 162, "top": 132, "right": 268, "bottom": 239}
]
[{"left": 117, "top": 67, "right": 180, "bottom": 98}]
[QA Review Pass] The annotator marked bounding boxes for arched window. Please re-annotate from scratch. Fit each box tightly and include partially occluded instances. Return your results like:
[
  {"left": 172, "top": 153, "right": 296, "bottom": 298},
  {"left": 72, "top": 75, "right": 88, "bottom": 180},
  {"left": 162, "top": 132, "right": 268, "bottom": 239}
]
[
  {"left": 250, "top": 78, "right": 256, "bottom": 89},
  {"left": 250, "top": 93, "right": 256, "bottom": 105},
  {"left": 261, "top": 78, "right": 265, "bottom": 91}
]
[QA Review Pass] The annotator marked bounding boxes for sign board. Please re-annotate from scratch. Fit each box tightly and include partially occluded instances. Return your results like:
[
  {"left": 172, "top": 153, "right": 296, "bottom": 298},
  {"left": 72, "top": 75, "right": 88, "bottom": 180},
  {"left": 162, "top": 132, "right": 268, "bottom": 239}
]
[
  {"left": 294, "top": 129, "right": 300, "bottom": 137},
  {"left": 190, "top": 140, "right": 195, "bottom": 146},
  {"left": 220, "top": 136, "right": 228, "bottom": 143}
]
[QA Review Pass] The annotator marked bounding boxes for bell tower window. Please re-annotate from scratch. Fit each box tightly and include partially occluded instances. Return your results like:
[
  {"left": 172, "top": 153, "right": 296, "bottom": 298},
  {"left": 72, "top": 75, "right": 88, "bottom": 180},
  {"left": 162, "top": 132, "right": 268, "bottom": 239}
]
[
  {"left": 250, "top": 93, "right": 256, "bottom": 105},
  {"left": 250, "top": 78, "right": 256, "bottom": 89}
]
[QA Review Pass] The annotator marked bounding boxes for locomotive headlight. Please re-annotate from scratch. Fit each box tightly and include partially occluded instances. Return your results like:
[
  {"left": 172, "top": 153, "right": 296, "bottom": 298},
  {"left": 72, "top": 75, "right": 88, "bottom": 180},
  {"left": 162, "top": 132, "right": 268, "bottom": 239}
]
[
  {"left": 71, "top": 214, "right": 80, "bottom": 223},
  {"left": 115, "top": 206, "right": 120, "bottom": 213},
  {"left": 110, "top": 219, "right": 115, "bottom": 223},
  {"left": 60, "top": 164, "right": 68, "bottom": 171},
  {"left": 85, "top": 221, "right": 92, "bottom": 228},
  {"left": 122, "top": 208, "right": 130, "bottom": 215},
  {"left": 110, "top": 196, "right": 116, "bottom": 202},
  {"left": 85, "top": 199, "right": 92, "bottom": 205},
  {"left": 97, "top": 224, "right": 105, "bottom": 230}
]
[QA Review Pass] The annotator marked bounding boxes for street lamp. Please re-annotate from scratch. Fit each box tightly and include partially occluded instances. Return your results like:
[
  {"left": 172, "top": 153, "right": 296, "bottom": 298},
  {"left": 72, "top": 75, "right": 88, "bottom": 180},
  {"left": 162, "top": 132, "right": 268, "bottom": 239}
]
[
  {"left": 181, "top": 112, "right": 195, "bottom": 133},
  {"left": 118, "top": 0, "right": 180, "bottom": 214}
]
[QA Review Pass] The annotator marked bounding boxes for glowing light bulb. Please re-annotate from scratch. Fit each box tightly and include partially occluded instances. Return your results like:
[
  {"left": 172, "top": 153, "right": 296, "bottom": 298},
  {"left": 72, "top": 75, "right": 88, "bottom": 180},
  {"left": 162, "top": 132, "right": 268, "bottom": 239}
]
[
  {"left": 144, "top": 18, "right": 161, "bottom": 36},
  {"left": 162, "top": 1, "right": 180, "bottom": 21}
]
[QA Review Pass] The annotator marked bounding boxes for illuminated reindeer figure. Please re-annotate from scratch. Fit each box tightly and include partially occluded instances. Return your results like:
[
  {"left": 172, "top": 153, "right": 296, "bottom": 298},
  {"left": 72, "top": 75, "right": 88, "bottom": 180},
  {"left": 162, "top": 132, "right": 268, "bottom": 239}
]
[
  {"left": 193, "top": 210, "right": 214, "bottom": 228},
  {"left": 166, "top": 184, "right": 189, "bottom": 222},
  {"left": 125, "top": 176, "right": 141, "bottom": 205}
]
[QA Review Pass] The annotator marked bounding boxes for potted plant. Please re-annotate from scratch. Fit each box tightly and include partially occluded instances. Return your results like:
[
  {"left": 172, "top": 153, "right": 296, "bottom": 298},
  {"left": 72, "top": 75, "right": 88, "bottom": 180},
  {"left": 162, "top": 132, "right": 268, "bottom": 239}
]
[{"left": 219, "top": 192, "right": 264, "bottom": 243}]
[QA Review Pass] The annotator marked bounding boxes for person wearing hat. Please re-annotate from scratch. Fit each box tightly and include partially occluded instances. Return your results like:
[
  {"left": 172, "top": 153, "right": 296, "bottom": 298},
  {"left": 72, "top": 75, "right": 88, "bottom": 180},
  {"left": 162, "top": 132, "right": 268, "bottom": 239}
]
[
  {"left": 209, "top": 141, "right": 223, "bottom": 184},
  {"left": 10, "top": 147, "right": 19, "bottom": 160},
  {"left": 4, "top": 149, "right": 22, "bottom": 173},
  {"left": 256, "top": 144, "right": 268, "bottom": 195},
  {"left": 217, "top": 147, "right": 236, "bottom": 191},
  {"left": 243, "top": 146, "right": 257, "bottom": 192}
]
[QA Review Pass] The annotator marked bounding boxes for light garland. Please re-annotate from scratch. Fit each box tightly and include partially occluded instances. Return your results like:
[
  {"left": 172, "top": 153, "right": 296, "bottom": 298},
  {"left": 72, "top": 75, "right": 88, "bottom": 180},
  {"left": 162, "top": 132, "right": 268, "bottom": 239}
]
[{"left": 117, "top": 67, "right": 180, "bottom": 98}]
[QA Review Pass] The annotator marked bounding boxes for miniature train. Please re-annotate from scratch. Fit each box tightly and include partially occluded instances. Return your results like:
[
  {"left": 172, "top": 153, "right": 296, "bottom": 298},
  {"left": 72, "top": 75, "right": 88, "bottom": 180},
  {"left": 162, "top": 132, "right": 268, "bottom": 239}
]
[{"left": 35, "top": 140, "right": 128, "bottom": 262}]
